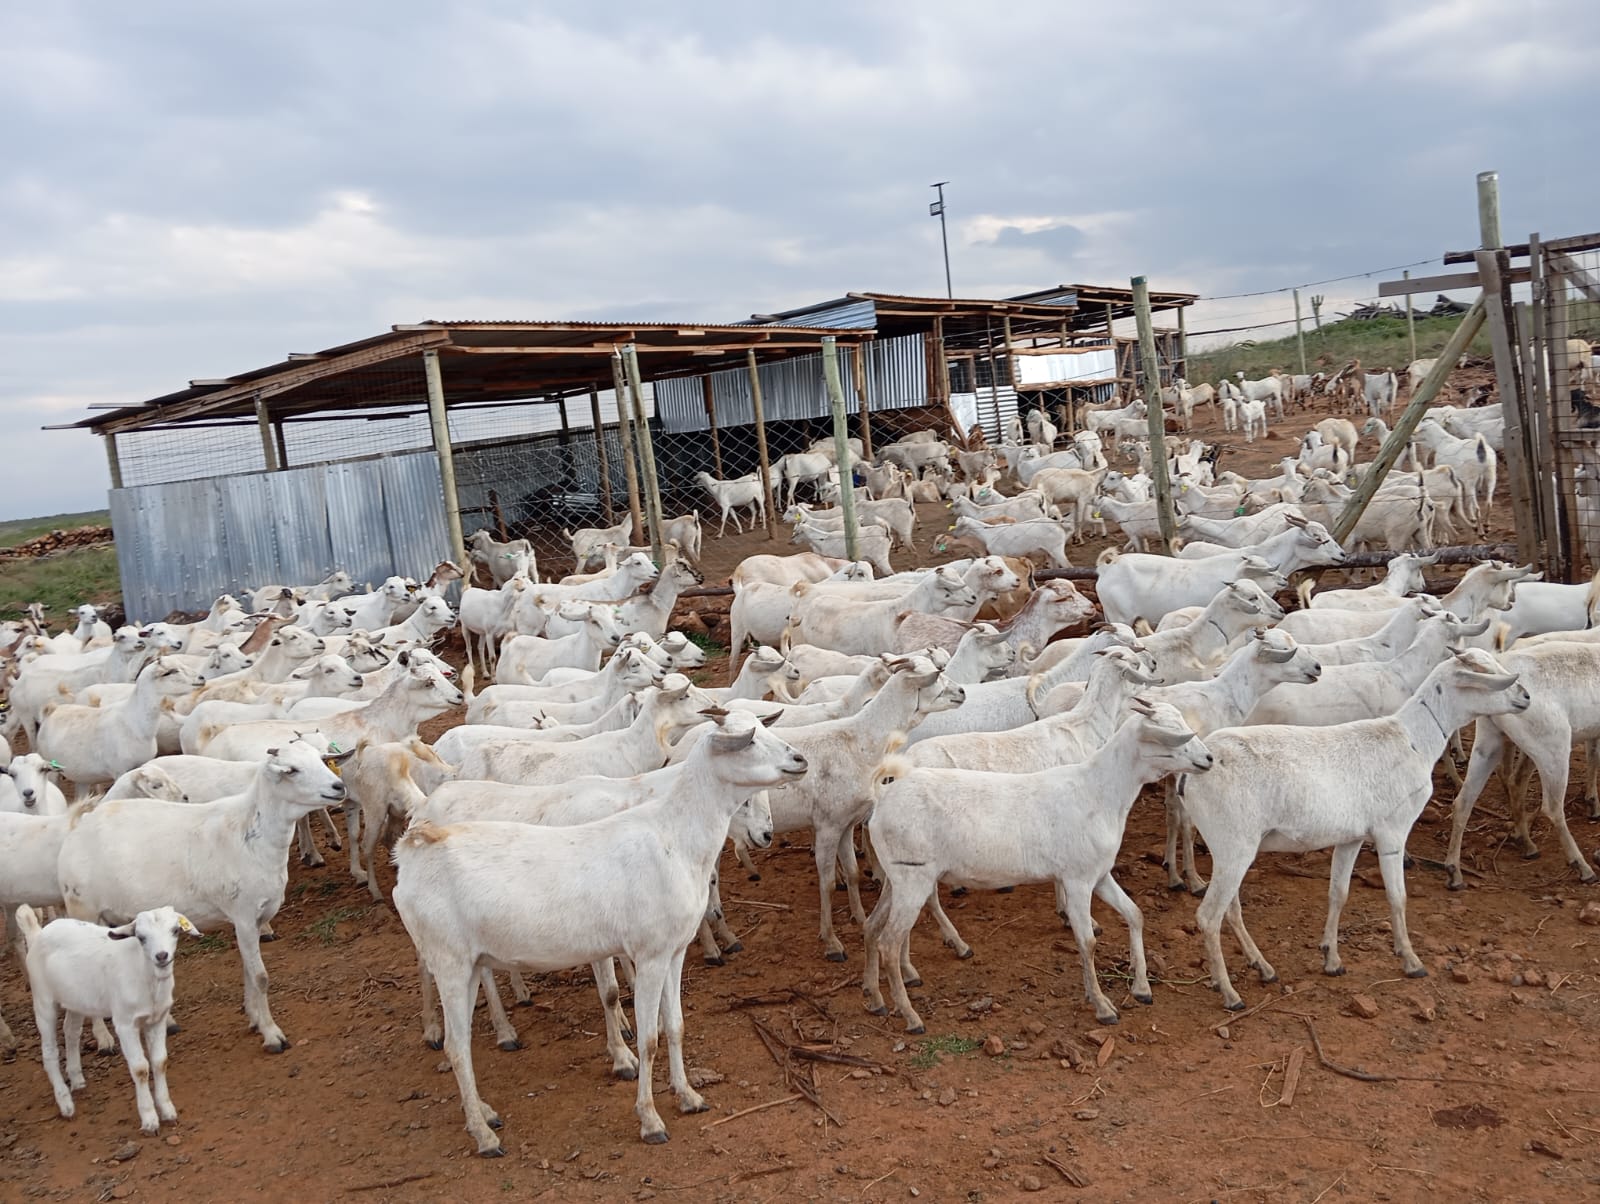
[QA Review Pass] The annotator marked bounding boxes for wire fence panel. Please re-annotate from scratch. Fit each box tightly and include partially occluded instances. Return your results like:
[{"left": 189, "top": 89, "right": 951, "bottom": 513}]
[{"left": 1543, "top": 241, "right": 1600, "bottom": 580}]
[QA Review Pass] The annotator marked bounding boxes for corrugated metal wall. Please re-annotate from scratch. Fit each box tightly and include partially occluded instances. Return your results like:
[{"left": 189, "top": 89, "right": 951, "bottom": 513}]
[
  {"left": 109, "top": 450, "right": 451, "bottom": 621},
  {"left": 654, "top": 334, "right": 928, "bottom": 434}
]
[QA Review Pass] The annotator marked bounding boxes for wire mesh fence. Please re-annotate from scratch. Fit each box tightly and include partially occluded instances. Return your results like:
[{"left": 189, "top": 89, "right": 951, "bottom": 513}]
[{"left": 1542, "top": 241, "right": 1600, "bottom": 579}]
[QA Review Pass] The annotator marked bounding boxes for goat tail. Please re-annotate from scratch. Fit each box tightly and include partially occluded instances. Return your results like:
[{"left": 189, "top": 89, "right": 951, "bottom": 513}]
[
  {"left": 396, "top": 819, "right": 450, "bottom": 853},
  {"left": 1475, "top": 435, "right": 1488, "bottom": 463},
  {"left": 871, "top": 753, "right": 912, "bottom": 800},
  {"left": 15, "top": 903, "right": 42, "bottom": 950},
  {"left": 460, "top": 662, "right": 476, "bottom": 701},
  {"left": 1096, "top": 547, "right": 1121, "bottom": 567},
  {"left": 1295, "top": 578, "right": 1316, "bottom": 610}
]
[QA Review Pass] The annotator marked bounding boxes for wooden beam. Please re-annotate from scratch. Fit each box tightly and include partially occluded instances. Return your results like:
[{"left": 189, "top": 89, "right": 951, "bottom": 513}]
[
  {"left": 423, "top": 349, "right": 468, "bottom": 570},
  {"left": 590, "top": 386, "right": 614, "bottom": 525},
  {"left": 702, "top": 374, "right": 724, "bottom": 477},
  {"left": 852, "top": 343, "right": 873, "bottom": 458},
  {"left": 104, "top": 433, "right": 123, "bottom": 490},
  {"left": 1132, "top": 276, "right": 1175, "bottom": 553},
  {"left": 746, "top": 350, "right": 776, "bottom": 539},
  {"left": 255, "top": 396, "right": 280, "bottom": 472},
  {"left": 1377, "top": 266, "right": 1530, "bottom": 296},
  {"left": 610, "top": 354, "right": 644, "bottom": 546},
  {"left": 622, "top": 344, "right": 665, "bottom": 564},
  {"left": 1444, "top": 230, "right": 1600, "bottom": 265}
]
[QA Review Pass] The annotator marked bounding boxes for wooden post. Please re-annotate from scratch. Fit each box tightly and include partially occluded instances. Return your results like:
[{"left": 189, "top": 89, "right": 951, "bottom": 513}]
[
  {"left": 1529, "top": 236, "right": 1565, "bottom": 572},
  {"left": 104, "top": 432, "right": 123, "bottom": 490},
  {"left": 609, "top": 353, "right": 645, "bottom": 544},
  {"left": 273, "top": 421, "right": 289, "bottom": 470},
  {"left": 1002, "top": 315, "right": 1022, "bottom": 431},
  {"left": 422, "top": 349, "right": 468, "bottom": 570},
  {"left": 1333, "top": 298, "right": 1486, "bottom": 544},
  {"left": 852, "top": 344, "right": 874, "bottom": 458},
  {"left": 1293, "top": 288, "right": 1307, "bottom": 375},
  {"left": 1404, "top": 270, "right": 1417, "bottom": 366},
  {"left": 254, "top": 396, "right": 280, "bottom": 472},
  {"left": 821, "top": 337, "right": 859, "bottom": 562},
  {"left": 932, "top": 316, "right": 960, "bottom": 442},
  {"left": 745, "top": 350, "right": 777, "bottom": 538},
  {"left": 621, "top": 343, "right": 665, "bottom": 563},
  {"left": 701, "top": 374, "right": 724, "bottom": 477},
  {"left": 589, "top": 386, "right": 614, "bottom": 524},
  {"left": 1176, "top": 305, "right": 1188, "bottom": 382},
  {"left": 1515, "top": 300, "right": 1564, "bottom": 579},
  {"left": 1474, "top": 169, "right": 1540, "bottom": 568},
  {"left": 985, "top": 323, "right": 1003, "bottom": 444},
  {"left": 1132, "top": 276, "right": 1176, "bottom": 554}
]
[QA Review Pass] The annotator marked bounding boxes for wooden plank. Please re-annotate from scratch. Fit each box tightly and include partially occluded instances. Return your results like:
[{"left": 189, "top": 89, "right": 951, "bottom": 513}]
[
  {"left": 1515, "top": 300, "right": 1561, "bottom": 578},
  {"left": 609, "top": 353, "right": 645, "bottom": 546},
  {"left": 1444, "top": 230, "right": 1600, "bottom": 264},
  {"left": 1132, "top": 277, "right": 1175, "bottom": 553},
  {"left": 852, "top": 344, "right": 873, "bottom": 458},
  {"left": 702, "top": 373, "right": 724, "bottom": 477},
  {"left": 1377, "top": 266, "right": 1531, "bottom": 297},
  {"left": 589, "top": 386, "right": 614, "bottom": 525},
  {"left": 1477, "top": 248, "right": 1540, "bottom": 566},
  {"left": 746, "top": 350, "right": 776, "bottom": 538}
]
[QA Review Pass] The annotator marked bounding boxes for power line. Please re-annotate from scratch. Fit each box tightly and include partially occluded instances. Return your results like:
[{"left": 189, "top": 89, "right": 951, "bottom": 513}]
[{"left": 1198, "top": 257, "right": 1440, "bottom": 302}]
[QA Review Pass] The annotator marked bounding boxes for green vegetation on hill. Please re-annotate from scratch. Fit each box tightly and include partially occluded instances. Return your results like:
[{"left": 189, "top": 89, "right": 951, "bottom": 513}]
[
  {"left": 0, "top": 510, "right": 120, "bottom": 621},
  {"left": 1188, "top": 314, "right": 1494, "bottom": 385},
  {"left": 0, "top": 509, "right": 110, "bottom": 549}
]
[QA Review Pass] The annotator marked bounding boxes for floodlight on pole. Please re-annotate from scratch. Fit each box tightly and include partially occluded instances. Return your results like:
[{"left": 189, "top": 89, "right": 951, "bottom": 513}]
[{"left": 929, "top": 181, "right": 952, "bottom": 298}]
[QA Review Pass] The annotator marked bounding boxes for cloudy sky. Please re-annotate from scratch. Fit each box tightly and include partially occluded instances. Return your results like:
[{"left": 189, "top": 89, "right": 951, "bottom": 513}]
[{"left": 3, "top": 0, "right": 1595, "bottom": 517}]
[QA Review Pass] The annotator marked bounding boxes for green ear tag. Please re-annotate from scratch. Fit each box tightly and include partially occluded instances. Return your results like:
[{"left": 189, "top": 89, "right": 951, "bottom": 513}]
[{"left": 1234, "top": 505, "right": 1246, "bottom": 517}]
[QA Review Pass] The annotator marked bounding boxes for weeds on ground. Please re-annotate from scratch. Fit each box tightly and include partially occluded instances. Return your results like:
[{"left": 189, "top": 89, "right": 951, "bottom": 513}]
[{"left": 909, "top": 1034, "right": 982, "bottom": 1070}]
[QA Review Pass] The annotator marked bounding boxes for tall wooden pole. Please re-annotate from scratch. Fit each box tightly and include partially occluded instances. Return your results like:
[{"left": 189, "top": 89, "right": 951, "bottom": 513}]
[
  {"left": 821, "top": 337, "right": 859, "bottom": 562},
  {"left": 1132, "top": 277, "right": 1176, "bottom": 554},
  {"left": 1293, "top": 288, "right": 1307, "bottom": 375},
  {"left": 254, "top": 396, "right": 280, "bottom": 472},
  {"left": 745, "top": 350, "right": 777, "bottom": 538},
  {"left": 701, "top": 374, "right": 724, "bottom": 477},
  {"left": 589, "top": 386, "right": 614, "bottom": 524},
  {"left": 852, "top": 344, "right": 874, "bottom": 458},
  {"left": 423, "top": 349, "right": 468, "bottom": 570},
  {"left": 104, "top": 433, "right": 123, "bottom": 490},
  {"left": 1403, "top": 270, "right": 1417, "bottom": 366},
  {"left": 273, "top": 421, "right": 289, "bottom": 470},
  {"left": 609, "top": 353, "right": 644, "bottom": 544},
  {"left": 1176, "top": 305, "right": 1188, "bottom": 383},
  {"left": 622, "top": 343, "right": 665, "bottom": 563}
]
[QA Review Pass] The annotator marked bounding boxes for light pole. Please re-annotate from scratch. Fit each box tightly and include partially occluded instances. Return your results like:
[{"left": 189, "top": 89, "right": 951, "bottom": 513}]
[{"left": 929, "top": 181, "right": 952, "bottom": 298}]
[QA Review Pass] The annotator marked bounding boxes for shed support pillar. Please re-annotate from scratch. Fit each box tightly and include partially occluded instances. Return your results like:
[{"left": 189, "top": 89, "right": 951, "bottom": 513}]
[
  {"left": 423, "top": 349, "right": 468, "bottom": 571},
  {"left": 104, "top": 433, "right": 123, "bottom": 490},
  {"left": 590, "top": 386, "right": 615, "bottom": 524},
  {"left": 255, "top": 396, "right": 280, "bottom": 472}
]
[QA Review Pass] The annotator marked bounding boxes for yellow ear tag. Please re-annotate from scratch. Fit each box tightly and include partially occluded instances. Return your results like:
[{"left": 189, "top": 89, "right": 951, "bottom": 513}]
[
  {"left": 177, "top": 916, "right": 198, "bottom": 935},
  {"left": 324, "top": 759, "right": 343, "bottom": 778}
]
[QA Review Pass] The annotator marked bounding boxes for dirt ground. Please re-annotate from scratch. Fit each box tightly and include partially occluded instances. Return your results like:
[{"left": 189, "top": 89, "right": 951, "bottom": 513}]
[{"left": 9, "top": 379, "right": 1600, "bottom": 1203}]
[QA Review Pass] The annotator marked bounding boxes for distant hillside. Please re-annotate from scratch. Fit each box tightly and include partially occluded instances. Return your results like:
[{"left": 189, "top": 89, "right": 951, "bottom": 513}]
[{"left": 1187, "top": 313, "right": 1493, "bottom": 384}]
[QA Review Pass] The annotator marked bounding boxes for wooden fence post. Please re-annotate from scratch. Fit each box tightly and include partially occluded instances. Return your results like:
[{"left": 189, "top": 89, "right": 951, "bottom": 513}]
[
  {"left": 1132, "top": 276, "right": 1176, "bottom": 553},
  {"left": 852, "top": 344, "right": 874, "bottom": 459},
  {"left": 821, "top": 337, "right": 859, "bottom": 561},
  {"left": 745, "top": 350, "right": 777, "bottom": 538},
  {"left": 610, "top": 353, "right": 645, "bottom": 545},
  {"left": 254, "top": 396, "right": 280, "bottom": 472},
  {"left": 422, "top": 349, "right": 468, "bottom": 571},
  {"left": 621, "top": 344, "right": 665, "bottom": 564},
  {"left": 1404, "top": 270, "right": 1417, "bottom": 366},
  {"left": 1293, "top": 289, "right": 1307, "bottom": 375},
  {"left": 701, "top": 374, "right": 724, "bottom": 478},
  {"left": 589, "top": 385, "right": 614, "bottom": 525},
  {"left": 104, "top": 433, "right": 123, "bottom": 490},
  {"left": 1333, "top": 298, "right": 1486, "bottom": 543}
]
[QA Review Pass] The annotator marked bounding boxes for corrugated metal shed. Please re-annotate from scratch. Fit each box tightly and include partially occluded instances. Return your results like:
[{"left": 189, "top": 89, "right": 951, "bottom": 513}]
[
  {"left": 109, "top": 450, "right": 449, "bottom": 620},
  {"left": 654, "top": 335, "right": 928, "bottom": 434}
]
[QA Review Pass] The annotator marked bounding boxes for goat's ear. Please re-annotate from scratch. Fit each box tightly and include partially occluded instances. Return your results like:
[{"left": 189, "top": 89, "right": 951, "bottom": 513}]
[
  {"left": 759, "top": 710, "right": 783, "bottom": 727},
  {"left": 176, "top": 914, "right": 202, "bottom": 937},
  {"left": 265, "top": 747, "right": 279, "bottom": 758},
  {"left": 396, "top": 650, "right": 411, "bottom": 666},
  {"left": 107, "top": 923, "right": 137, "bottom": 941}
]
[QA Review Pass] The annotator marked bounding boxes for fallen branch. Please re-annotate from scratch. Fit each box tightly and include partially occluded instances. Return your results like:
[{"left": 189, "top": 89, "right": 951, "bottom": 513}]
[
  {"left": 1043, "top": 1153, "right": 1090, "bottom": 1187},
  {"left": 1296, "top": 1015, "right": 1501, "bottom": 1086},
  {"left": 343, "top": 1172, "right": 435, "bottom": 1193},
  {"left": 700, "top": 1094, "right": 804, "bottom": 1131}
]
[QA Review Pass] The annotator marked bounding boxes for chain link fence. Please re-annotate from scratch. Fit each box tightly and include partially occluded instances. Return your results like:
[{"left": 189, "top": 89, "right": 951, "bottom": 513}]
[{"left": 1543, "top": 241, "right": 1600, "bottom": 578}]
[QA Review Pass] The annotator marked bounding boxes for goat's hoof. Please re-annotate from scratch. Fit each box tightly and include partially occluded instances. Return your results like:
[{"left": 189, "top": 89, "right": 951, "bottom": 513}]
[
  {"left": 259, "top": 931, "right": 279, "bottom": 943},
  {"left": 1092, "top": 924, "right": 1103, "bottom": 938},
  {"left": 614, "top": 1066, "right": 638, "bottom": 1081},
  {"left": 265, "top": 1039, "right": 290, "bottom": 1054},
  {"left": 1405, "top": 966, "right": 1429, "bottom": 979},
  {"left": 906, "top": 1024, "right": 926, "bottom": 1036},
  {"left": 825, "top": 950, "right": 847, "bottom": 963},
  {"left": 514, "top": 998, "right": 535, "bottom": 1009},
  {"left": 1224, "top": 999, "right": 1248, "bottom": 1013},
  {"left": 497, "top": 1039, "right": 522, "bottom": 1052},
  {"left": 724, "top": 940, "right": 743, "bottom": 954},
  {"left": 956, "top": 947, "right": 974, "bottom": 961},
  {"left": 1446, "top": 877, "right": 1468, "bottom": 892},
  {"left": 904, "top": 977, "right": 922, "bottom": 989},
  {"left": 621, "top": 1028, "right": 635, "bottom": 1043},
  {"left": 425, "top": 1039, "right": 443, "bottom": 1051},
  {"left": 995, "top": 886, "right": 1014, "bottom": 894},
  {"left": 487, "top": 1114, "right": 504, "bottom": 1130},
  {"left": 866, "top": 1004, "right": 887, "bottom": 1017},
  {"left": 1096, "top": 1012, "right": 1121, "bottom": 1026},
  {"left": 703, "top": 956, "right": 725, "bottom": 967},
  {"left": 834, "top": 882, "right": 847, "bottom": 892},
  {"left": 1259, "top": 970, "right": 1279, "bottom": 985},
  {"left": 1133, "top": 990, "right": 1154, "bottom": 1006},
  {"left": 642, "top": 1131, "right": 670, "bottom": 1146},
  {"left": 1324, "top": 966, "right": 1345, "bottom": 977},
  {"left": 1401, "top": 854, "right": 1415, "bottom": 871},
  {"left": 1166, "top": 881, "right": 1187, "bottom": 893},
  {"left": 478, "top": 1146, "right": 505, "bottom": 1159},
  {"left": 166, "top": 1021, "right": 181, "bottom": 1035},
  {"left": 950, "top": 887, "right": 968, "bottom": 898},
  {"left": 746, "top": 873, "right": 761, "bottom": 882},
  {"left": 1189, "top": 884, "right": 1209, "bottom": 898},
  {"left": 1522, "top": 847, "right": 1542, "bottom": 861}
]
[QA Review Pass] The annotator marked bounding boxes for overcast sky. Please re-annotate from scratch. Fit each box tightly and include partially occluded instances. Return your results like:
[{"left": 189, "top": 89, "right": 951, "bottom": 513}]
[{"left": 3, "top": 0, "right": 1595, "bottom": 518}]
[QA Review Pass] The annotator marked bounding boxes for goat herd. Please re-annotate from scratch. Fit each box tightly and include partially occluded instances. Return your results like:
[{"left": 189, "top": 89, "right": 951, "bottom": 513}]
[{"left": 4, "top": 376, "right": 1600, "bottom": 1161}]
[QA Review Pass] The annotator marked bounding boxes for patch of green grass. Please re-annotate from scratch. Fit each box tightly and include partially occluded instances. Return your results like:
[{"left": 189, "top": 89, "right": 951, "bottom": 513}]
[
  {"left": 908, "top": 1034, "right": 982, "bottom": 1070},
  {"left": 0, "top": 546, "right": 122, "bottom": 621},
  {"left": 0, "top": 509, "right": 109, "bottom": 549},
  {"left": 302, "top": 905, "right": 369, "bottom": 946},
  {"left": 184, "top": 932, "right": 231, "bottom": 955},
  {"left": 685, "top": 629, "right": 727, "bottom": 658},
  {"left": 1189, "top": 313, "right": 1494, "bottom": 385}
]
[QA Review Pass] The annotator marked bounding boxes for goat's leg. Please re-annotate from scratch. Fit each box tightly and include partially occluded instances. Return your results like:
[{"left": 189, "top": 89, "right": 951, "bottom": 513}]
[
  {"left": 471, "top": 969, "right": 519, "bottom": 1051},
  {"left": 37, "top": 1005, "right": 75, "bottom": 1118},
  {"left": 861, "top": 880, "right": 892, "bottom": 1017},
  {"left": 1093, "top": 873, "right": 1152, "bottom": 1004},
  {"left": 1195, "top": 852, "right": 1251, "bottom": 1012},
  {"left": 346, "top": 798, "right": 366, "bottom": 887},
  {"left": 439, "top": 958, "right": 504, "bottom": 1156},
  {"left": 1060, "top": 878, "right": 1118, "bottom": 1024},
  {"left": 1445, "top": 721, "right": 1504, "bottom": 889},
  {"left": 146, "top": 1015, "right": 177, "bottom": 1125},
  {"left": 661, "top": 949, "right": 708, "bottom": 1116},
  {"left": 812, "top": 821, "right": 849, "bottom": 961},
  {"left": 1374, "top": 835, "right": 1427, "bottom": 977},
  {"left": 1223, "top": 893, "right": 1276, "bottom": 984},
  {"left": 115, "top": 1018, "right": 160, "bottom": 1134},
  {"left": 835, "top": 826, "right": 868, "bottom": 926},
  {"left": 592, "top": 958, "right": 638, "bottom": 1078},
  {"left": 925, "top": 891, "right": 972, "bottom": 960},
  {"left": 1319, "top": 841, "right": 1362, "bottom": 977},
  {"left": 878, "top": 879, "right": 932, "bottom": 1033},
  {"left": 1528, "top": 735, "right": 1597, "bottom": 884},
  {"left": 630, "top": 957, "right": 671, "bottom": 1143},
  {"left": 1162, "top": 781, "right": 1186, "bottom": 891},
  {"left": 234, "top": 919, "right": 288, "bottom": 1052}
]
